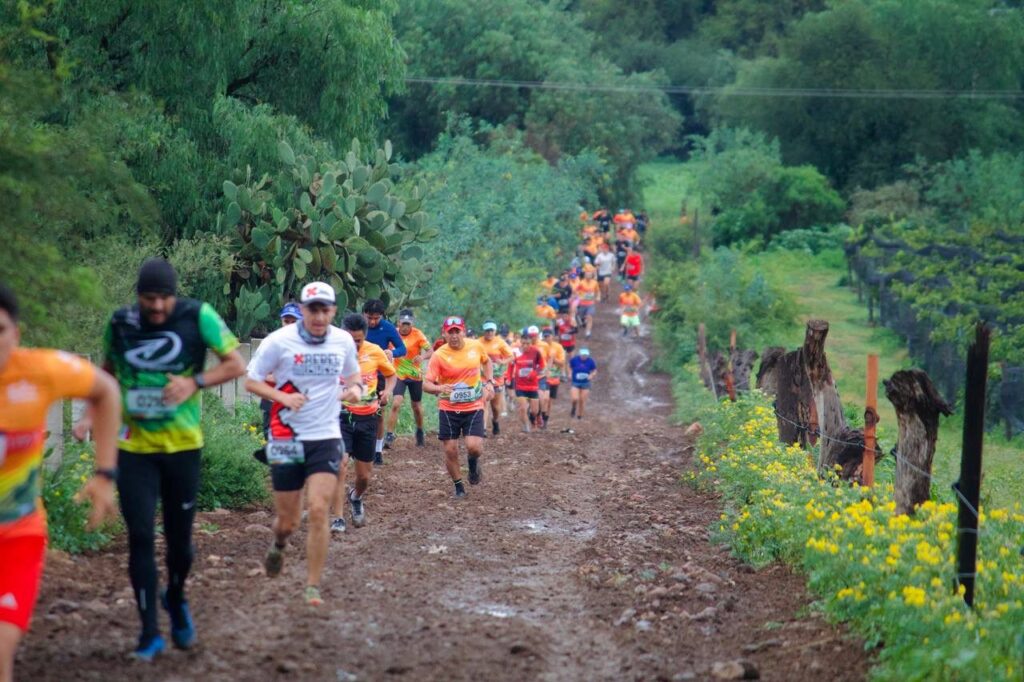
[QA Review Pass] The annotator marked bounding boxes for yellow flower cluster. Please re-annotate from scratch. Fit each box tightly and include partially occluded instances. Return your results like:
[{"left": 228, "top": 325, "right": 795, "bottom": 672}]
[{"left": 692, "top": 395, "right": 1024, "bottom": 679}]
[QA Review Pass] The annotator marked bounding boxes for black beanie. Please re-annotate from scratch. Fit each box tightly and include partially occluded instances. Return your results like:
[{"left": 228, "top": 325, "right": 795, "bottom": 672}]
[{"left": 136, "top": 258, "right": 178, "bottom": 295}]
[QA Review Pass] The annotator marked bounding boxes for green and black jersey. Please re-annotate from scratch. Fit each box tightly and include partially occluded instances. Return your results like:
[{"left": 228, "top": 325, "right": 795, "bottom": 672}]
[{"left": 104, "top": 298, "right": 238, "bottom": 454}]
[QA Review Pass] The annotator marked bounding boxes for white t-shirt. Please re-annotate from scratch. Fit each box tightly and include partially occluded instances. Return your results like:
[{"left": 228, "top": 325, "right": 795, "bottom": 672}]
[
  {"left": 247, "top": 324, "right": 360, "bottom": 441},
  {"left": 594, "top": 251, "right": 616, "bottom": 277}
]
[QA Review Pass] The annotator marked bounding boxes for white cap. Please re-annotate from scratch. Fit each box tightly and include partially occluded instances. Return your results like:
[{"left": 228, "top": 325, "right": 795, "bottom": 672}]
[
  {"left": 300, "top": 281, "right": 336, "bottom": 305},
  {"left": 527, "top": 325, "right": 540, "bottom": 336}
]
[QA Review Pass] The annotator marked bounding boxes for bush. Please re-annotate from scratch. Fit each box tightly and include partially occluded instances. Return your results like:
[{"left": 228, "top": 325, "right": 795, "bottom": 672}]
[
  {"left": 768, "top": 224, "right": 853, "bottom": 255},
  {"left": 43, "top": 443, "right": 122, "bottom": 554},
  {"left": 648, "top": 247, "right": 796, "bottom": 368},
  {"left": 197, "top": 397, "right": 269, "bottom": 511}
]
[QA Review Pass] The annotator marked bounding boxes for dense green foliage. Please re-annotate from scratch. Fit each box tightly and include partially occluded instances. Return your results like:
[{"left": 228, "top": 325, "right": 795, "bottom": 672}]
[
  {"left": 413, "top": 128, "right": 601, "bottom": 330},
  {"left": 197, "top": 399, "right": 269, "bottom": 511},
  {"left": 390, "top": 0, "right": 681, "bottom": 204},
  {"left": 684, "top": 128, "right": 844, "bottom": 245}
]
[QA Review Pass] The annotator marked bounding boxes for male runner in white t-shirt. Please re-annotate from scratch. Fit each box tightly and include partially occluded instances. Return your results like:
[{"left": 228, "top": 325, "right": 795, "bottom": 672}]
[{"left": 245, "top": 282, "right": 362, "bottom": 606}]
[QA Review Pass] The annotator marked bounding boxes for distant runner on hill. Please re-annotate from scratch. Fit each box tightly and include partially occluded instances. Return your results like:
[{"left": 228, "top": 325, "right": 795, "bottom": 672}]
[{"left": 569, "top": 348, "right": 597, "bottom": 420}]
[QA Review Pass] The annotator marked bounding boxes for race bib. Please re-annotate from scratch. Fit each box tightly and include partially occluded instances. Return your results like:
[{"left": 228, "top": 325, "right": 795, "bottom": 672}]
[
  {"left": 126, "top": 388, "right": 174, "bottom": 420},
  {"left": 450, "top": 385, "right": 479, "bottom": 404},
  {"left": 574, "top": 372, "right": 590, "bottom": 382},
  {"left": 560, "top": 333, "right": 572, "bottom": 341},
  {"left": 518, "top": 367, "right": 534, "bottom": 378},
  {"left": 266, "top": 440, "right": 305, "bottom": 465}
]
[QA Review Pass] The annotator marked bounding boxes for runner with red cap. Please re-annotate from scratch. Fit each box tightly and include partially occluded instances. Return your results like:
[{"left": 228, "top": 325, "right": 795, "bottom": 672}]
[{"left": 423, "top": 316, "right": 494, "bottom": 498}]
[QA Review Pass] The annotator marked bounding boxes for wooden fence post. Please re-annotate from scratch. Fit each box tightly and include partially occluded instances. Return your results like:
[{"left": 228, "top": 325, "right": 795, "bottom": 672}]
[
  {"left": 697, "top": 323, "right": 718, "bottom": 400},
  {"left": 956, "top": 324, "right": 990, "bottom": 607},
  {"left": 755, "top": 347, "right": 786, "bottom": 397},
  {"left": 884, "top": 369, "right": 952, "bottom": 515},
  {"left": 774, "top": 349, "right": 813, "bottom": 447},
  {"left": 724, "top": 330, "right": 737, "bottom": 401},
  {"left": 862, "top": 355, "right": 879, "bottom": 487}
]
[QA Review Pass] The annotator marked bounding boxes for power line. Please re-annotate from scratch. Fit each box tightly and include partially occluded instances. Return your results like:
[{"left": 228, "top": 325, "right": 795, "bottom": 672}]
[{"left": 405, "top": 76, "right": 1024, "bottom": 101}]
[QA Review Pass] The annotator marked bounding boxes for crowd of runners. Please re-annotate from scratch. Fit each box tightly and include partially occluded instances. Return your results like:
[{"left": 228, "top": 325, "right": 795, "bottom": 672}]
[{"left": 0, "top": 207, "right": 646, "bottom": 677}]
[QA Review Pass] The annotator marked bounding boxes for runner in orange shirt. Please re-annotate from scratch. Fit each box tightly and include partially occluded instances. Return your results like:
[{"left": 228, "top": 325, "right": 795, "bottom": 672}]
[
  {"left": 619, "top": 284, "right": 643, "bottom": 337},
  {"left": 539, "top": 328, "right": 566, "bottom": 427},
  {"left": 573, "top": 270, "right": 600, "bottom": 338},
  {"left": 423, "top": 316, "right": 494, "bottom": 498},
  {"left": 385, "top": 310, "right": 432, "bottom": 449},
  {"left": 535, "top": 297, "right": 557, "bottom": 324},
  {"left": 0, "top": 284, "right": 121, "bottom": 680},
  {"left": 478, "top": 321, "right": 514, "bottom": 436},
  {"left": 331, "top": 314, "right": 396, "bottom": 531}
]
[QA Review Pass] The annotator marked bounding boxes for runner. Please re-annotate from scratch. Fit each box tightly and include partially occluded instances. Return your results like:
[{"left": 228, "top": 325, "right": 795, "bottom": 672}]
[
  {"left": 478, "top": 321, "right": 514, "bottom": 436},
  {"left": 534, "top": 296, "right": 557, "bottom": 325},
  {"left": 385, "top": 309, "right": 431, "bottom": 448},
  {"left": 422, "top": 316, "right": 494, "bottom": 498},
  {"left": 573, "top": 270, "right": 599, "bottom": 339},
  {"left": 534, "top": 328, "right": 551, "bottom": 430},
  {"left": 0, "top": 284, "right": 121, "bottom": 679},
  {"left": 84, "top": 258, "right": 246, "bottom": 659},
  {"left": 569, "top": 348, "right": 598, "bottom": 420},
  {"left": 594, "top": 242, "right": 616, "bottom": 302},
  {"left": 511, "top": 327, "right": 545, "bottom": 433},
  {"left": 540, "top": 328, "right": 566, "bottom": 427},
  {"left": 622, "top": 245, "right": 644, "bottom": 285},
  {"left": 332, "top": 314, "right": 396, "bottom": 532},
  {"left": 552, "top": 272, "right": 574, "bottom": 318},
  {"left": 245, "top": 281, "right": 362, "bottom": 607},
  {"left": 554, "top": 313, "right": 577, "bottom": 357},
  {"left": 618, "top": 283, "right": 643, "bottom": 338},
  {"left": 363, "top": 300, "right": 406, "bottom": 465}
]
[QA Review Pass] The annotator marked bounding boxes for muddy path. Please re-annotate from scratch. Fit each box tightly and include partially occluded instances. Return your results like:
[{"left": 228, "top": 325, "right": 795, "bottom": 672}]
[{"left": 18, "top": 287, "right": 870, "bottom": 681}]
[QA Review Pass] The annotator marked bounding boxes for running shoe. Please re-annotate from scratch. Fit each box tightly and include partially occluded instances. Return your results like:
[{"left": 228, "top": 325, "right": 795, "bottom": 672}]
[
  {"left": 330, "top": 517, "right": 347, "bottom": 534},
  {"left": 383, "top": 432, "right": 396, "bottom": 449},
  {"left": 372, "top": 451, "right": 384, "bottom": 466},
  {"left": 264, "top": 542, "right": 284, "bottom": 577},
  {"left": 454, "top": 481, "right": 468, "bottom": 499},
  {"left": 492, "top": 421, "right": 500, "bottom": 436},
  {"left": 468, "top": 465, "right": 482, "bottom": 486},
  {"left": 415, "top": 428, "right": 426, "bottom": 447},
  {"left": 160, "top": 590, "right": 196, "bottom": 650},
  {"left": 348, "top": 490, "right": 366, "bottom": 528},
  {"left": 130, "top": 634, "right": 166, "bottom": 662},
  {"left": 304, "top": 586, "right": 324, "bottom": 606}
]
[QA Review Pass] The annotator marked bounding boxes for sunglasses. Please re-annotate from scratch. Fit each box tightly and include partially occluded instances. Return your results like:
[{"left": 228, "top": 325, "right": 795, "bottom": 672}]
[{"left": 444, "top": 316, "right": 464, "bottom": 327}]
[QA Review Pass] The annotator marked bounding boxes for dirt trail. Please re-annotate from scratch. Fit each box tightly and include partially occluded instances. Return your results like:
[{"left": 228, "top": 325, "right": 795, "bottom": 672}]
[{"left": 18, "top": 289, "right": 870, "bottom": 681}]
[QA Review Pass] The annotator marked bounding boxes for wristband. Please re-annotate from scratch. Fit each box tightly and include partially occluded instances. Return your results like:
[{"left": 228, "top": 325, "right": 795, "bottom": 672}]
[
  {"left": 194, "top": 373, "right": 207, "bottom": 389},
  {"left": 94, "top": 468, "right": 118, "bottom": 482}
]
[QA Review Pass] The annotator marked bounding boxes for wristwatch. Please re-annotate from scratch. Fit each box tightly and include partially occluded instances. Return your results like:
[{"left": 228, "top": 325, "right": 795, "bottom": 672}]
[
  {"left": 94, "top": 468, "right": 118, "bottom": 482},
  {"left": 194, "top": 373, "right": 207, "bottom": 389}
]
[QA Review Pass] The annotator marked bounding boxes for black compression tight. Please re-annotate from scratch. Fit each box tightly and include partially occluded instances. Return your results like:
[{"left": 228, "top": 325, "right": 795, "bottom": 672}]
[{"left": 118, "top": 449, "right": 201, "bottom": 640}]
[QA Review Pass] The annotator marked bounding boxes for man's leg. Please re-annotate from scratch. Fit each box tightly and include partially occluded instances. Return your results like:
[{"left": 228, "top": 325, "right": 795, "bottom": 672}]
[
  {"left": 387, "top": 393, "right": 404, "bottom": 436},
  {"left": 517, "top": 395, "right": 529, "bottom": 431},
  {"left": 466, "top": 411, "right": 485, "bottom": 484},
  {"left": 266, "top": 458, "right": 305, "bottom": 578},
  {"left": 117, "top": 451, "right": 163, "bottom": 648},
  {"left": 158, "top": 450, "right": 202, "bottom": 648},
  {"left": 304, "top": 473, "right": 338, "bottom": 590},
  {"left": 271, "top": 490, "right": 303, "bottom": 550},
  {"left": 331, "top": 453, "right": 350, "bottom": 519},
  {"left": 0, "top": 623, "right": 21, "bottom": 682}
]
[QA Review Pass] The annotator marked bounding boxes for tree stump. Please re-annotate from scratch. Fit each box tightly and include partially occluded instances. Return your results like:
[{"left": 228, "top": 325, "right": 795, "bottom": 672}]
[
  {"left": 774, "top": 349, "right": 814, "bottom": 447},
  {"left": 731, "top": 349, "right": 759, "bottom": 392},
  {"left": 884, "top": 369, "right": 952, "bottom": 515},
  {"left": 697, "top": 323, "right": 718, "bottom": 399},
  {"left": 755, "top": 347, "right": 786, "bottom": 397},
  {"left": 800, "top": 320, "right": 850, "bottom": 476}
]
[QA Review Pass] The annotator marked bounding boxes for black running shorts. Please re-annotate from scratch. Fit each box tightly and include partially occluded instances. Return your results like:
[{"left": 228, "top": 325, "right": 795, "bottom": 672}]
[
  {"left": 515, "top": 389, "right": 539, "bottom": 400},
  {"left": 340, "top": 412, "right": 378, "bottom": 463},
  {"left": 438, "top": 409, "right": 485, "bottom": 441},
  {"left": 549, "top": 384, "right": 560, "bottom": 400},
  {"left": 270, "top": 438, "right": 343, "bottom": 492},
  {"left": 394, "top": 378, "right": 424, "bottom": 401}
]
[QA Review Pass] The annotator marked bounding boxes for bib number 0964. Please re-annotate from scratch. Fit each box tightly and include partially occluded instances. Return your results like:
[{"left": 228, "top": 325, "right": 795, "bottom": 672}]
[{"left": 266, "top": 440, "right": 305, "bottom": 465}]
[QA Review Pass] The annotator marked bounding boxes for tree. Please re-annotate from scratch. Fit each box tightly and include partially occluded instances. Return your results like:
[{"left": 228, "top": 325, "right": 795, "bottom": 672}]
[{"left": 710, "top": 0, "right": 1024, "bottom": 188}]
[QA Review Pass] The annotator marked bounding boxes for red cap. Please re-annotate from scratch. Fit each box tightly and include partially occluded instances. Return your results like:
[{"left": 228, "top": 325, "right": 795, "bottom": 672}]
[{"left": 442, "top": 315, "right": 466, "bottom": 332}]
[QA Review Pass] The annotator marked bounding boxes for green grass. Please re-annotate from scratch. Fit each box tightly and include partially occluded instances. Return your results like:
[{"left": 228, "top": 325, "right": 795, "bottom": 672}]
[{"left": 642, "top": 158, "right": 1023, "bottom": 509}]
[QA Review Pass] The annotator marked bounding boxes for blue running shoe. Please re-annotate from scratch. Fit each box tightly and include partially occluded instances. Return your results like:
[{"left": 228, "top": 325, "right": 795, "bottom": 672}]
[
  {"left": 161, "top": 590, "right": 196, "bottom": 650},
  {"left": 131, "top": 634, "right": 166, "bottom": 662}
]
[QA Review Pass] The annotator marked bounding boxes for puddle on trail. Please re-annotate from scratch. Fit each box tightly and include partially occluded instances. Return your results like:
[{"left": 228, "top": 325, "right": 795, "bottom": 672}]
[{"left": 517, "top": 518, "right": 596, "bottom": 540}]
